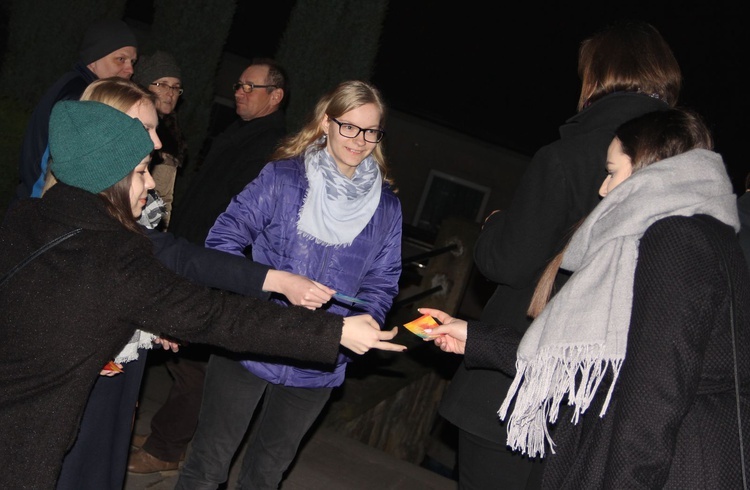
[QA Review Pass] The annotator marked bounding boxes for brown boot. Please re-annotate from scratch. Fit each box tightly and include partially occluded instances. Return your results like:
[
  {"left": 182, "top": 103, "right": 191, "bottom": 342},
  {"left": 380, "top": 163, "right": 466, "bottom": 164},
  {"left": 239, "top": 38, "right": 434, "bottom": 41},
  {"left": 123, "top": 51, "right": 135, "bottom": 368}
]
[
  {"left": 127, "top": 447, "right": 179, "bottom": 474},
  {"left": 130, "top": 433, "right": 148, "bottom": 449}
]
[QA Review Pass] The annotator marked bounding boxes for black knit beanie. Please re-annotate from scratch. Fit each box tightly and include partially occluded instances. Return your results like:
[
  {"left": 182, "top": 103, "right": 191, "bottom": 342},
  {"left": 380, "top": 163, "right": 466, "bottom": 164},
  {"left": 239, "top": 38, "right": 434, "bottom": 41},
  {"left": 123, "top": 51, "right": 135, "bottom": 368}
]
[
  {"left": 133, "top": 51, "right": 182, "bottom": 86},
  {"left": 79, "top": 19, "right": 138, "bottom": 65}
]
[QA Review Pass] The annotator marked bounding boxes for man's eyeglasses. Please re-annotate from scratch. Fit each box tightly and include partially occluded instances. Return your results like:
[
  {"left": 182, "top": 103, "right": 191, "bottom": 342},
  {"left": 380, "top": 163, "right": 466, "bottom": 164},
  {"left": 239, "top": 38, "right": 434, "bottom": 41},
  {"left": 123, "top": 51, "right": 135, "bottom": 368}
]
[
  {"left": 233, "top": 82, "right": 278, "bottom": 93},
  {"left": 150, "top": 82, "right": 183, "bottom": 96},
  {"left": 330, "top": 118, "right": 385, "bottom": 143}
]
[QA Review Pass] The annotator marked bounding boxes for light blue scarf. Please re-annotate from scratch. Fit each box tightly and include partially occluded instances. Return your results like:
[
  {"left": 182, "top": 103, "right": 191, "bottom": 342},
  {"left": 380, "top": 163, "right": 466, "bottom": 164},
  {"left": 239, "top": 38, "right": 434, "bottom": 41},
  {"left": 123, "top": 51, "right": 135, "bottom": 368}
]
[{"left": 297, "top": 141, "right": 382, "bottom": 246}]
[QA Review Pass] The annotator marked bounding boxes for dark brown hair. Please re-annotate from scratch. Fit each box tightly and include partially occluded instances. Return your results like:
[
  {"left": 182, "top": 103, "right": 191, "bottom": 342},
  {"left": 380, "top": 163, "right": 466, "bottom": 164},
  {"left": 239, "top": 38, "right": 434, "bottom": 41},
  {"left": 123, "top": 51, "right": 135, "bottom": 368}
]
[
  {"left": 99, "top": 172, "right": 143, "bottom": 234},
  {"left": 577, "top": 20, "right": 682, "bottom": 111}
]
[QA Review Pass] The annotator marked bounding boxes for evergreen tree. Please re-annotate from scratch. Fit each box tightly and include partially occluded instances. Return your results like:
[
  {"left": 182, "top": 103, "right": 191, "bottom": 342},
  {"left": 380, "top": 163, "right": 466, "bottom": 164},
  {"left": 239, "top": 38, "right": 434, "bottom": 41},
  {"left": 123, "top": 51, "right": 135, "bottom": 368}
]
[
  {"left": 277, "top": 0, "right": 388, "bottom": 132},
  {"left": 0, "top": 0, "right": 127, "bottom": 106},
  {"left": 146, "top": 0, "right": 237, "bottom": 167}
]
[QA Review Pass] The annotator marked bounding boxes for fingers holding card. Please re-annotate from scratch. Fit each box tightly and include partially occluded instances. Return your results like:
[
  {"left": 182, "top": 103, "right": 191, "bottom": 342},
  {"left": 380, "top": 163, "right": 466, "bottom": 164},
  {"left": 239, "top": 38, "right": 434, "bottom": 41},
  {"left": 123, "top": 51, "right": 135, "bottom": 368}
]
[{"left": 402, "top": 314, "right": 441, "bottom": 340}]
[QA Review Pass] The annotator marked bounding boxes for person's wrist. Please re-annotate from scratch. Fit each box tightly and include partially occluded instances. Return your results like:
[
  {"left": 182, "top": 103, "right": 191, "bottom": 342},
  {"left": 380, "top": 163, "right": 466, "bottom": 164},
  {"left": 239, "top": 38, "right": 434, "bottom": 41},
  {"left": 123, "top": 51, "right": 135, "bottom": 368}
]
[{"left": 262, "top": 269, "right": 283, "bottom": 293}]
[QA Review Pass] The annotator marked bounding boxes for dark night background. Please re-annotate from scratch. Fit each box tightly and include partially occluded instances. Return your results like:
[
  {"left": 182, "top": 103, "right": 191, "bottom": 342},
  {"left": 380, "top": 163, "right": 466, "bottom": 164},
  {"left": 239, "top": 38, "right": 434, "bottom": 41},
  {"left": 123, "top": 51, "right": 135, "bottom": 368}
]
[{"left": 126, "top": 1, "right": 747, "bottom": 193}]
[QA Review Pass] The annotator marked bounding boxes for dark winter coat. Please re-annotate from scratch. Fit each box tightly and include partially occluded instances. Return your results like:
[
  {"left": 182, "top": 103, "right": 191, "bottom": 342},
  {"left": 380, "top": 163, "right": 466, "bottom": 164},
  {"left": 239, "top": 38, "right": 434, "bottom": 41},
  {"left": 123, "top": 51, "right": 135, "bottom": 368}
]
[
  {"left": 145, "top": 227, "right": 270, "bottom": 299},
  {"left": 206, "top": 157, "right": 402, "bottom": 388},
  {"left": 0, "top": 183, "right": 344, "bottom": 489},
  {"left": 15, "top": 63, "right": 97, "bottom": 202},
  {"left": 464, "top": 215, "right": 750, "bottom": 489},
  {"left": 739, "top": 192, "right": 750, "bottom": 269},
  {"left": 168, "top": 110, "right": 287, "bottom": 246},
  {"left": 438, "top": 92, "right": 671, "bottom": 443}
]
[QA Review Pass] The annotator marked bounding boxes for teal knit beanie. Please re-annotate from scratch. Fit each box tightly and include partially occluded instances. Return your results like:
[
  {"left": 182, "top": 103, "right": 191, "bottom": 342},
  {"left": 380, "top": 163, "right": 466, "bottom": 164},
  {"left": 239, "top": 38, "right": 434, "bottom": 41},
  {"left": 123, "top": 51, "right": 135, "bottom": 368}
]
[{"left": 49, "top": 100, "right": 154, "bottom": 194}]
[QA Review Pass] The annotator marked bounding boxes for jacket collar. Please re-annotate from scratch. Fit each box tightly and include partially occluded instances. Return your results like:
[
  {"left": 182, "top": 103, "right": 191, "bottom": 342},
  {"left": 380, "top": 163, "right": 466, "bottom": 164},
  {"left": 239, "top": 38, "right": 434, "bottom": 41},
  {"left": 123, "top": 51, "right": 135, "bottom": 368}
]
[{"left": 40, "top": 183, "right": 123, "bottom": 231}]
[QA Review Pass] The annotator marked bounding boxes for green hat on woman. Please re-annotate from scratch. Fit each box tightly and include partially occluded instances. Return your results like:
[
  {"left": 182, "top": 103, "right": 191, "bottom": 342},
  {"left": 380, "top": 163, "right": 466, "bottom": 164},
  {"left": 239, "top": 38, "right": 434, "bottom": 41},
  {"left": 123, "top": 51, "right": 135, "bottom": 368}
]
[{"left": 49, "top": 100, "right": 153, "bottom": 194}]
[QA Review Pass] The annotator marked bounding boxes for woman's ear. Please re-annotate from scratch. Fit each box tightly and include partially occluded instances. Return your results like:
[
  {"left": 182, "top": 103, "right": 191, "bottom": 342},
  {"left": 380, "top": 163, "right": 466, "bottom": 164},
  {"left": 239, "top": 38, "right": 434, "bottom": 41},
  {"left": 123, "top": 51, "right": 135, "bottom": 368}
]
[{"left": 320, "top": 114, "right": 329, "bottom": 135}]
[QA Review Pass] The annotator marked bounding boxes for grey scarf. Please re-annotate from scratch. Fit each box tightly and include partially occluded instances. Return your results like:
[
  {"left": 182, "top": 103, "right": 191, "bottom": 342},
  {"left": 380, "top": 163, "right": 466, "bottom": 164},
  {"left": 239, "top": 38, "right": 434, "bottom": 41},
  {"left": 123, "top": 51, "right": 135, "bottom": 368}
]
[
  {"left": 499, "top": 149, "right": 740, "bottom": 457},
  {"left": 297, "top": 141, "right": 382, "bottom": 246}
]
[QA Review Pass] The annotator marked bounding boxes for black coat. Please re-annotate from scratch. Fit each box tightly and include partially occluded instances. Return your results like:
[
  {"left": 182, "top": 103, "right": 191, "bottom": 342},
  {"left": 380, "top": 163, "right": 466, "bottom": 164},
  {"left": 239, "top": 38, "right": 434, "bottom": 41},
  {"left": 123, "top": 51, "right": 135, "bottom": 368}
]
[
  {"left": 169, "top": 110, "right": 287, "bottom": 246},
  {"left": 15, "top": 63, "right": 97, "bottom": 202},
  {"left": 739, "top": 192, "right": 750, "bottom": 269},
  {"left": 0, "top": 184, "right": 343, "bottom": 489},
  {"left": 145, "top": 227, "right": 270, "bottom": 301},
  {"left": 439, "top": 92, "right": 670, "bottom": 444},
  {"left": 465, "top": 215, "right": 750, "bottom": 489}
]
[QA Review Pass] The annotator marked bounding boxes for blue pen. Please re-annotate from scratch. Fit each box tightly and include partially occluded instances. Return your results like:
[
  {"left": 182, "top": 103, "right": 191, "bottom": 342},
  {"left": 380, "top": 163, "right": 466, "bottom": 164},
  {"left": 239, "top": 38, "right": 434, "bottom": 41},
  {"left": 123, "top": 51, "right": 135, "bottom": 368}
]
[{"left": 333, "top": 292, "right": 369, "bottom": 305}]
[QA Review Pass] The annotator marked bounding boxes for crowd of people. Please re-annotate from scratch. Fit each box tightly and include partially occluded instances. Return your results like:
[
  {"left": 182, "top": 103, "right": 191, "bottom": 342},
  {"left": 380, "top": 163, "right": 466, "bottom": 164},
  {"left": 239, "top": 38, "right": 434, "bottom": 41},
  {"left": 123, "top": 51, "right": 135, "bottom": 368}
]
[{"left": 1, "top": 15, "right": 749, "bottom": 490}]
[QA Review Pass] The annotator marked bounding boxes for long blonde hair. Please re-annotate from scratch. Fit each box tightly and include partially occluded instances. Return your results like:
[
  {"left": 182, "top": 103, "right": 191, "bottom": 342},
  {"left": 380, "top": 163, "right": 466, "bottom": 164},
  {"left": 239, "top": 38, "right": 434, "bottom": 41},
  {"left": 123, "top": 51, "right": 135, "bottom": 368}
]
[{"left": 271, "top": 80, "right": 394, "bottom": 186}]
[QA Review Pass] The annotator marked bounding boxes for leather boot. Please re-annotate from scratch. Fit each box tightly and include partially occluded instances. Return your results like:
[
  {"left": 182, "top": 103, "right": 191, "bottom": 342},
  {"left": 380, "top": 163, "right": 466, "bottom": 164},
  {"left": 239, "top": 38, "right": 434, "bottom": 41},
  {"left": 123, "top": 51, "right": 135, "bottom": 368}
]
[{"left": 127, "top": 447, "right": 179, "bottom": 474}]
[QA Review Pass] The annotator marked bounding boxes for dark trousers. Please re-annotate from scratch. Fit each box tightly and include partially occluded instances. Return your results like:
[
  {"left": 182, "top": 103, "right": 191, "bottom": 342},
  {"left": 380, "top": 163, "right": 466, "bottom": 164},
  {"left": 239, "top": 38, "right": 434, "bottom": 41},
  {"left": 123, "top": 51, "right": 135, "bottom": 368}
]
[
  {"left": 457, "top": 429, "right": 544, "bottom": 490},
  {"left": 142, "top": 344, "right": 210, "bottom": 461},
  {"left": 175, "top": 353, "right": 333, "bottom": 490},
  {"left": 56, "top": 350, "right": 148, "bottom": 490}
]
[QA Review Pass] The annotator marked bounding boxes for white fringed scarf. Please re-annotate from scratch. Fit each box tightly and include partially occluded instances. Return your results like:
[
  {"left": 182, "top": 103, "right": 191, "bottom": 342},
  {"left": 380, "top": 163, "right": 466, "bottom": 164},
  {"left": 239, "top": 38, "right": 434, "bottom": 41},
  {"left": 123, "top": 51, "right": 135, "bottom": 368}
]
[
  {"left": 498, "top": 149, "right": 740, "bottom": 458},
  {"left": 297, "top": 141, "right": 382, "bottom": 246}
]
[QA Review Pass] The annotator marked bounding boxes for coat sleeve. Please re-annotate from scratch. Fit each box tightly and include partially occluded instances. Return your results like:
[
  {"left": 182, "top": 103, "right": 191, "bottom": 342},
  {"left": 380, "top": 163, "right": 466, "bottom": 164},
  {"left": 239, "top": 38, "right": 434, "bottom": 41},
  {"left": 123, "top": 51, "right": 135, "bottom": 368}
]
[
  {"left": 473, "top": 145, "right": 572, "bottom": 287},
  {"left": 124, "top": 233, "right": 342, "bottom": 365},
  {"left": 464, "top": 320, "right": 523, "bottom": 376},
  {"left": 145, "top": 227, "right": 271, "bottom": 300},
  {"left": 603, "top": 217, "right": 724, "bottom": 487}
]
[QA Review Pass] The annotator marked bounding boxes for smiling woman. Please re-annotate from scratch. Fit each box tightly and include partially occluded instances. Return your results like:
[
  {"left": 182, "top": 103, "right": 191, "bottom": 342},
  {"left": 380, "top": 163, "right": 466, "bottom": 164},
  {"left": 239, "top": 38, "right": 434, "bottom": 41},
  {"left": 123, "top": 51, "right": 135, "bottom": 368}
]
[
  {"left": 176, "top": 80, "right": 404, "bottom": 489},
  {"left": 0, "top": 79, "right": 403, "bottom": 489}
]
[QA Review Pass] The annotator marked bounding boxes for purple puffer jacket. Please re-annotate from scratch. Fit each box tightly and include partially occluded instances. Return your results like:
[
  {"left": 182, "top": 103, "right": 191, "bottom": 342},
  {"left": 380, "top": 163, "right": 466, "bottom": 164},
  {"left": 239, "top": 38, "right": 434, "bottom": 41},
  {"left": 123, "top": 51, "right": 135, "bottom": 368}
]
[{"left": 206, "top": 156, "right": 402, "bottom": 388}]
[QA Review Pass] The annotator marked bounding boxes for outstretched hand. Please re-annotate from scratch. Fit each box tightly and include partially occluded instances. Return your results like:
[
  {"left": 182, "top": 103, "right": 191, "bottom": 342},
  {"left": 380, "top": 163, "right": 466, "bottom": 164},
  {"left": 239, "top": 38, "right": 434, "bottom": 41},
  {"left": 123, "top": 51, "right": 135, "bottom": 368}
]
[
  {"left": 341, "top": 314, "right": 407, "bottom": 355},
  {"left": 418, "top": 307, "right": 468, "bottom": 355},
  {"left": 264, "top": 270, "right": 334, "bottom": 309},
  {"left": 154, "top": 337, "right": 180, "bottom": 352},
  {"left": 100, "top": 361, "right": 123, "bottom": 377}
]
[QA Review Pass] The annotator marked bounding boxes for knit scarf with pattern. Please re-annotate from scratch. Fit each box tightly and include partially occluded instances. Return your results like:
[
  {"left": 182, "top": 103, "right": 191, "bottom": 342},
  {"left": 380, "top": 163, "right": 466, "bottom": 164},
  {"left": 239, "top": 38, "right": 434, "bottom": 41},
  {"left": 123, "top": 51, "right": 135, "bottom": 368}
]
[{"left": 297, "top": 140, "right": 382, "bottom": 246}]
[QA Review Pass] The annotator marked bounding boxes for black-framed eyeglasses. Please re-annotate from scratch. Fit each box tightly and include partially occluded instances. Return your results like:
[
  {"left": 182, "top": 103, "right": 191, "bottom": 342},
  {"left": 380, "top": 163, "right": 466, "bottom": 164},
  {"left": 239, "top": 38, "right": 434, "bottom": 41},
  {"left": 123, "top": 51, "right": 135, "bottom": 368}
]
[
  {"left": 233, "top": 82, "right": 278, "bottom": 93},
  {"left": 150, "top": 82, "right": 183, "bottom": 96},
  {"left": 330, "top": 118, "right": 385, "bottom": 143}
]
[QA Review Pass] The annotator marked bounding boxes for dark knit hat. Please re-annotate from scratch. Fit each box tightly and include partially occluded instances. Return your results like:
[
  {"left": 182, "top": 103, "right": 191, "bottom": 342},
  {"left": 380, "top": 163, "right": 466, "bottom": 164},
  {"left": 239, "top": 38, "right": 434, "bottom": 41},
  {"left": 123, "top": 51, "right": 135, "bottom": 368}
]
[
  {"left": 79, "top": 19, "right": 138, "bottom": 65},
  {"left": 133, "top": 51, "right": 182, "bottom": 86},
  {"left": 49, "top": 101, "right": 153, "bottom": 194}
]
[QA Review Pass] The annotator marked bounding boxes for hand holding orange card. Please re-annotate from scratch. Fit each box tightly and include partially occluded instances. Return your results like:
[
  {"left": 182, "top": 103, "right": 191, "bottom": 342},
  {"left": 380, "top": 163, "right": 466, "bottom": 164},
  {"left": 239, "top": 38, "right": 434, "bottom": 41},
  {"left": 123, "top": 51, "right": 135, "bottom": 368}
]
[
  {"left": 402, "top": 314, "right": 441, "bottom": 340},
  {"left": 103, "top": 360, "right": 123, "bottom": 373}
]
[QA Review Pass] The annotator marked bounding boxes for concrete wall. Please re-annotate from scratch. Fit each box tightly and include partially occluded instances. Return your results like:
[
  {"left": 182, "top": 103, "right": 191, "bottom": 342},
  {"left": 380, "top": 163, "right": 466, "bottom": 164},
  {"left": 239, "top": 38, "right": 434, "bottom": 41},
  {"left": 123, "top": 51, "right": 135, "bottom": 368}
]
[{"left": 383, "top": 109, "right": 530, "bottom": 228}]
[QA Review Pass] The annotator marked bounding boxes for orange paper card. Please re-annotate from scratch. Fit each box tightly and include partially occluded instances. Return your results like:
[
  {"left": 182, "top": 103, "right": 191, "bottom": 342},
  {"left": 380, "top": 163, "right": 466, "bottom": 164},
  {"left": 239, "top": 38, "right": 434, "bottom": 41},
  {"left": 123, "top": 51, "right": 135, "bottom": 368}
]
[
  {"left": 103, "top": 360, "right": 123, "bottom": 373},
  {"left": 402, "top": 314, "right": 440, "bottom": 340}
]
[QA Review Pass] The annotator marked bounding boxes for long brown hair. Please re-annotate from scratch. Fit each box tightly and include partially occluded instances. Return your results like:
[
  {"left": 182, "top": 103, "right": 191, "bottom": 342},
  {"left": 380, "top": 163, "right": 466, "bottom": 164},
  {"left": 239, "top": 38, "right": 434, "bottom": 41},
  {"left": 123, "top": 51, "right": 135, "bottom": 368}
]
[
  {"left": 527, "top": 108, "right": 713, "bottom": 318},
  {"left": 577, "top": 20, "right": 682, "bottom": 112}
]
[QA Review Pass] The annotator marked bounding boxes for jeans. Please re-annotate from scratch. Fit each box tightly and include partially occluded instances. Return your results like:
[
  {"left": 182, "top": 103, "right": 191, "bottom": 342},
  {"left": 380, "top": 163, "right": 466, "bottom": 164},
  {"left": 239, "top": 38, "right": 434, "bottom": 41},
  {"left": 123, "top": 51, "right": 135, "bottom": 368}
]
[{"left": 175, "top": 353, "right": 333, "bottom": 490}]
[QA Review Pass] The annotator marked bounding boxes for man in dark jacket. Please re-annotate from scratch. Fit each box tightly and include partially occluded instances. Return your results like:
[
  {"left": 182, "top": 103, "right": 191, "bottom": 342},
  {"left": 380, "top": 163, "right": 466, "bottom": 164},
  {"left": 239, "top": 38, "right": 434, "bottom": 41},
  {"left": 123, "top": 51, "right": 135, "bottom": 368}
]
[
  {"left": 167, "top": 58, "right": 288, "bottom": 246},
  {"left": 128, "top": 58, "right": 291, "bottom": 474},
  {"left": 15, "top": 19, "right": 138, "bottom": 202}
]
